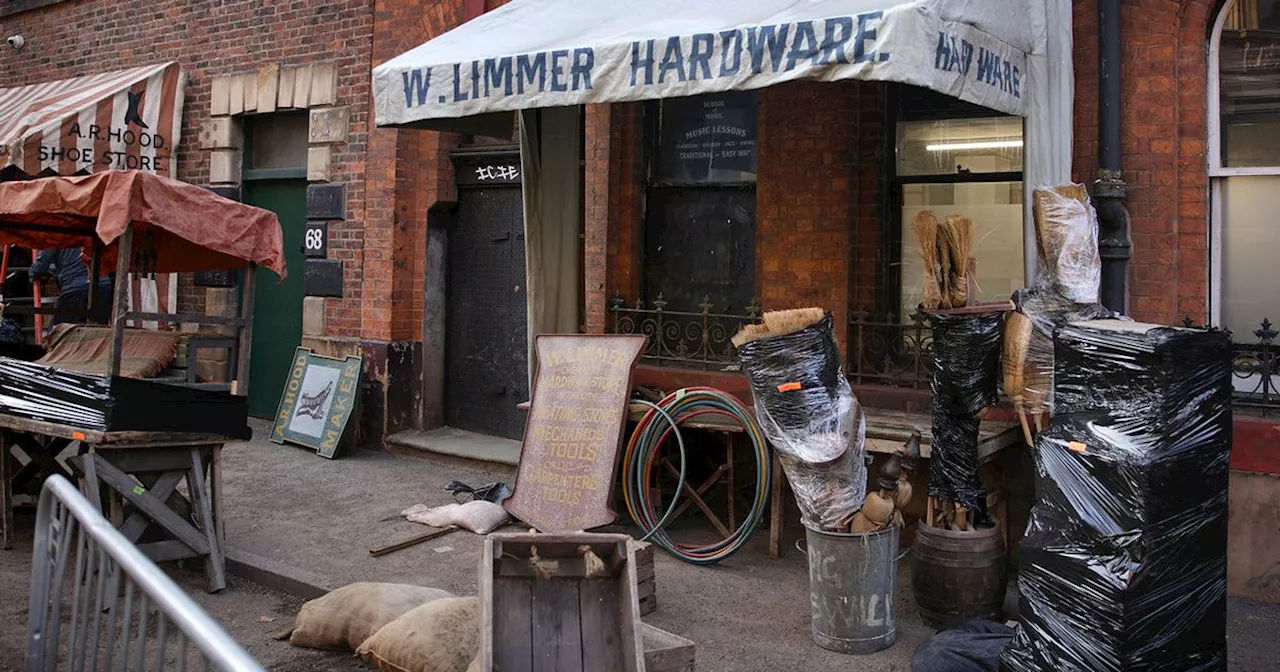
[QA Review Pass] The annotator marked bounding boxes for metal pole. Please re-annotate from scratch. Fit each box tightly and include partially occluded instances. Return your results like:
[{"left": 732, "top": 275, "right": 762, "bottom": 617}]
[{"left": 1096, "top": 0, "right": 1131, "bottom": 314}]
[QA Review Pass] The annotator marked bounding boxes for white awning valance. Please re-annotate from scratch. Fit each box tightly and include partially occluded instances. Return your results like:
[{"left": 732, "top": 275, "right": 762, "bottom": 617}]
[{"left": 373, "top": 0, "right": 1045, "bottom": 126}]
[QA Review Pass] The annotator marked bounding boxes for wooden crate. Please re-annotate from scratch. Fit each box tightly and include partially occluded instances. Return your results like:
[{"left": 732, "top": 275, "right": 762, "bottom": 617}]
[
  {"left": 632, "top": 540, "right": 656, "bottom": 616},
  {"left": 642, "top": 622, "right": 695, "bottom": 672},
  {"left": 479, "top": 533, "right": 645, "bottom": 672}
]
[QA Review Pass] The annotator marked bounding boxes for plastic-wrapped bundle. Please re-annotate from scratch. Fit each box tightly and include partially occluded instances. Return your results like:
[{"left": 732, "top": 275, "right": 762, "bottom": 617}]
[
  {"left": 927, "top": 395, "right": 989, "bottom": 522},
  {"left": 738, "top": 312, "right": 866, "bottom": 530},
  {"left": 1002, "top": 320, "right": 1232, "bottom": 672},
  {"left": 929, "top": 312, "right": 1003, "bottom": 415},
  {"left": 1004, "top": 287, "right": 1117, "bottom": 414},
  {"left": 1032, "top": 185, "right": 1101, "bottom": 303}
]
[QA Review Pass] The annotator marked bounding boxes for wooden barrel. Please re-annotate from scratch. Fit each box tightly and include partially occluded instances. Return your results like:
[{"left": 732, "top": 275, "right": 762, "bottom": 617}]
[{"left": 910, "top": 520, "right": 1008, "bottom": 630}]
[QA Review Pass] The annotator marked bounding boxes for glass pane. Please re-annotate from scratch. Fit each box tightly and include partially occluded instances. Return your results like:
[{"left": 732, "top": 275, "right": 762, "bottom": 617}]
[
  {"left": 245, "top": 113, "right": 309, "bottom": 171},
  {"left": 896, "top": 117, "right": 1023, "bottom": 177},
  {"left": 1221, "top": 176, "right": 1280, "bottom": 336},
  {"left": 899, "top": 181, "right": 1024, "bottom": 320},
  {"left": 1219, "top": 0, "right": 1280, "bottom": 167},
  {"left": 655, "top": 92, "right": 757, "bottom": 184}
]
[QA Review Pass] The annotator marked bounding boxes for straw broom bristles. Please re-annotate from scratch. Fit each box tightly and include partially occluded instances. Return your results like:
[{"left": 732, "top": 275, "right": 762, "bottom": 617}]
[
  {"left": 731, "top": 307, "right": 826, "bottom": 348},
  {"left": 911, "top": 211, "right": 943, "bottom": 311},
  {"left": 942, "top": 215, "right": 974, "bottom": 308}
]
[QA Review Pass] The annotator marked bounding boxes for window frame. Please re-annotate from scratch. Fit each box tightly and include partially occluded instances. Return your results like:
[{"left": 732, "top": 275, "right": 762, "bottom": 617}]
[
  {"left": 1207, "top": 0, "right": 1280, "bottom": 327},
  {"left": 886, "top": 84, "right": 1026, "bottom": 321}
]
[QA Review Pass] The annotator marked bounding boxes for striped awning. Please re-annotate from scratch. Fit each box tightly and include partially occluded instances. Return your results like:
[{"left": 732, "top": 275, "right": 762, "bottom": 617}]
[{"left": 0, "top": 62, "right": 185, "bottom": 178}]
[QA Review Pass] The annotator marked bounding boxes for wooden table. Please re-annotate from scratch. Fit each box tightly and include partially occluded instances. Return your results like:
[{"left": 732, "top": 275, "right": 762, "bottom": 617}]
[
  {"left": 518, "top": 401, "right": 1022, "bottom": 558},
  {"left": 0, "top": 413, "right": 232, "bottom": 592}
]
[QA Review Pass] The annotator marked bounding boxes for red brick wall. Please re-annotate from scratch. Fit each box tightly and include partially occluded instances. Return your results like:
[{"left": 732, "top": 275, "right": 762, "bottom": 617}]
[
  {"left": 1072, "top": 0, "right": 1220, "bottom": 325},
  {"left": 0, "top": 0, "right": 374, "bottom": 334},
  {"left": 757, "top": 81, "right": 861, "bottom": 338}
]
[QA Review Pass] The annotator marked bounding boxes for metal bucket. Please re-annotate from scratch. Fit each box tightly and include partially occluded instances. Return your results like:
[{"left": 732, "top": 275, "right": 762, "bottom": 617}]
[{"left": 799, "top": 522, "right": 900, "bottom": 655}]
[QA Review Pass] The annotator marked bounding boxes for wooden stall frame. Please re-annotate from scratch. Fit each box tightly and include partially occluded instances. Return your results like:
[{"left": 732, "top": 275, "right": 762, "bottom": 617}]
[{"left": 0, "top": 220, "right": 258, "bottom": 396}]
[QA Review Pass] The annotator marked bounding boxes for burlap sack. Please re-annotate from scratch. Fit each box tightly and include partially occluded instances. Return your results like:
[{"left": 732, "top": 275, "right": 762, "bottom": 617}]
[
  {"left": 289, "top": 583, "right": 454, "bottom": 651},
  {"left": 465, "top": 653, "right": 482, "bottom": 672},
  {"left": 356, "top": 597, "right": 480, "bottom": 672}
]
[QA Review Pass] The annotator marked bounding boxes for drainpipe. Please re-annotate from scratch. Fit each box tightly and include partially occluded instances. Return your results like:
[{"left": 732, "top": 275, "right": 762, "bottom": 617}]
[{"left": 1096, "top": 0, "right": 1130, "bottom": 314}]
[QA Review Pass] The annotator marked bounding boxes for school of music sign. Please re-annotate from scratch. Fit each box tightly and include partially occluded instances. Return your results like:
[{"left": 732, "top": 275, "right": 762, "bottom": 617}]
[{"left": 504, "top": 334, "right": 645, "bottom": 533}]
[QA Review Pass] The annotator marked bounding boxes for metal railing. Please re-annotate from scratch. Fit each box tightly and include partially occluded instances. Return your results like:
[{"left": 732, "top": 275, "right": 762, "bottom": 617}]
[
  {"left": 1222, "top": 318, "right": 1280, "bottom": 414},
  {"left": 848, "top": 310, "right": 934, "bottom": 388},
  {"left": 25, "top": 475, "right": 265, "bottom": 672},
  {"left": 608, "top": 293, "right": 762, "bottom": 370}
]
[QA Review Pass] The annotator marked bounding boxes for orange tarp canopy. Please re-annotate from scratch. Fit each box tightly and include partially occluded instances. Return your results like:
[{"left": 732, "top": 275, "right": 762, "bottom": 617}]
[{"left": 0, "top": 170, "right": 286, "bottom": 278}]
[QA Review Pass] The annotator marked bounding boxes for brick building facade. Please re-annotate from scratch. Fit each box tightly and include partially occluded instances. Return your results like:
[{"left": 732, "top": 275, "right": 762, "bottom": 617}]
[{"left": 0, "top": 0, "right": 1265, "bottom": 438}]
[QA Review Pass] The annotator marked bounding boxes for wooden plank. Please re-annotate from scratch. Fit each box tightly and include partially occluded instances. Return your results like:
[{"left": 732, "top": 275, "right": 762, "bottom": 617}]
[
  {"left": 531, "top": 578, "right": 584, "bottom": 672},
  {"left": 1, "top": 432, "right": 12, "bottom": 550},
  {"left": 211, "top": 446, "right": 224, "bottom": 551},
  {"left": 491, "top": 577, "right": 533, "bottom": 672},
  {"left": 118, "top": 470, "right": 184, "bottom": 543},
  {"left": 641, "top": 623, "right": 696, "bottom": 672},
  {"left": 580, "top": 578, "right": 625, "bottom": 672},
  {"left": 79, "top": 448, "right": 103, "bottom": 512},
  {"left": 186, "top": 447, "right": 226, "bottom": 592},
  {"left": 100, "top": 450, "right": 193, "bottom": 474},
  {"left": 122, "top": 312, "right": 244, "bottom": 327},
  {"left": 234, "top": 262, "right": 256, "bottom": 397},
  {"left": 88, "top": 454, "right": 209, "bottom": 555},
  {"left": 108, "top": 225, "right": 133, "bottom": 378},
  {"left": 137, "top": 540, "right": 201, "bottom": 563}
]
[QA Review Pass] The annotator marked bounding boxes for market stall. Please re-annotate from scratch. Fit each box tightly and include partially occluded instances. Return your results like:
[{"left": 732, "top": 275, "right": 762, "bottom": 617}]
[{"left": 0, "top": 170, "right": 286, "bottom": 592}]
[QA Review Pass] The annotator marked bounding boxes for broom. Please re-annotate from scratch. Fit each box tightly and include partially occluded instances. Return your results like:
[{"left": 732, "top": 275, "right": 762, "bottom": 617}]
[
  {"left": 731, "top": 308, "right": 826, "bottom": 348},
  {"left": 911, "top": 211, "right": 943, "bottom": 312},
  {"left": 941, "top": 215, "right": 974, "bottom": 308}
]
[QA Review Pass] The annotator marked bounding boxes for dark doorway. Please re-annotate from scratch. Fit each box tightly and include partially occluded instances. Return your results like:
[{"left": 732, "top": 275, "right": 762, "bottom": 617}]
[{"left": 444, "top": 151, "right": 528, "bottom": 440}]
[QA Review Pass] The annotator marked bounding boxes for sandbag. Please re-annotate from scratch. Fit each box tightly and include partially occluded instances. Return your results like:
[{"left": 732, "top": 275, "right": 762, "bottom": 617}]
[
  {"left": 289, "top": 582, "right": 455, "bottom": 651},
  {"left": 356, "top": 596, "right": 480, "bottom": 672},
  {"left": 401, "top": 500, "right": 510, "bottom": 534}
]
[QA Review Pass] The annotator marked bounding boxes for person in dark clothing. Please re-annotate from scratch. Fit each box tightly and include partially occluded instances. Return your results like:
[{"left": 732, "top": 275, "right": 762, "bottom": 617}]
[{"left": 29, "top": 247, "right": 112, "bottom": 327}]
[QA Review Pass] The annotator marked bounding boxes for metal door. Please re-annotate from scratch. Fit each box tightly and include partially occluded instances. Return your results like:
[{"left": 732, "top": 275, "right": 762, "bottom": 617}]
[
  {"left": 445, "top": 173, "right": 528, "bottom": 439},
  {"left": 243, "top": 180, "right": 306, "bottom": 418}
]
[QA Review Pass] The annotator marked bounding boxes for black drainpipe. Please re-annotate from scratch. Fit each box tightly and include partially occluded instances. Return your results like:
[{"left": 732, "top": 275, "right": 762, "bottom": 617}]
[{"left": 1096, "top": 0, "right": 1130, "bottom": 314}]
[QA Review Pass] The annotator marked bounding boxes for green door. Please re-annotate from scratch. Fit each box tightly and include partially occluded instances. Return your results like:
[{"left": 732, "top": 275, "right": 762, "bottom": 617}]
[{"left": 243, "top": 180, "right": 306, "bottom": 418}]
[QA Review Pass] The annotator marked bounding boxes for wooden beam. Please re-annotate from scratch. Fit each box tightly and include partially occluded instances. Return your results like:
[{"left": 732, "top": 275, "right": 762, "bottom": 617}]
[
  {"left": 234, "top": 262, "right": 257, "bottom": 396},
  {"left": 122, "top": 312, "right": 244, "bottom": 327},
  {"left": 87, "top": 238, "right": 103, "bottom": 322},
  {"left": 108, "top": 225, "right": 133, "bottom": 378}
]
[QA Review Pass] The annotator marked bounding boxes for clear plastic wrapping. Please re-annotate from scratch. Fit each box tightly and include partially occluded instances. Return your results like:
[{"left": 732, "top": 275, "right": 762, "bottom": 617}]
[
  {"left": 1005, "top": 287, "right": 1118, "bottom": 414},
  {"left": 1032, "top": 185, "right": 1101, "bottom": 303},
  {"left": 737, "top": 312, "right": 867, "bottom": 530},
  {"left": 1002, "top": 320, "right": 1232, "bottom": 672}
]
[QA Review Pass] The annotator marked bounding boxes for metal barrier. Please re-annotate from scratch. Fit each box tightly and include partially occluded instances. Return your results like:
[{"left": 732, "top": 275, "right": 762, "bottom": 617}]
[{"left": 25, "top": 475, "right": 265, "bottom": 672}]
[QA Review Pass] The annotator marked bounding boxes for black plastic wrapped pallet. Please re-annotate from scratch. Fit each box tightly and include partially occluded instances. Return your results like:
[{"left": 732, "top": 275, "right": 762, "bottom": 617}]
[
  {"left": 738, "top": 312, "right": 845, "bottom": 435},
  {"left": 928, "top": 312, "right": 1002, "bottom": 415},
  {"left": 1002, "top": 321, "right": 1232, "bottom": 672},
  {"left": 927, "top": 395, "right": 990, "bottom": 521},
  {"left": 0, "top": 357, "right": 251, "bottom": 437}
]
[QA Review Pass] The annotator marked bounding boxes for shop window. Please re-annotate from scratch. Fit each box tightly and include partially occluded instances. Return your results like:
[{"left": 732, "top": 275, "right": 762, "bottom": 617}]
[
  {"left": 1212, "top": 0, "right": 1280, "bottom": 342},
  {"left": 642, "top": 92, "right": 757, "bottom": 315},
  {"left": 893, "top": 111, "right": 1025, "bottom": 321}
]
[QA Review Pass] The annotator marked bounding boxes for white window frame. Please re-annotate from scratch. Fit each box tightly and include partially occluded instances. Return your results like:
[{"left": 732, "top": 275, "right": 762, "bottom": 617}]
[{"left": 1208, "top": 0, "right": 1280, "bottom": 327}]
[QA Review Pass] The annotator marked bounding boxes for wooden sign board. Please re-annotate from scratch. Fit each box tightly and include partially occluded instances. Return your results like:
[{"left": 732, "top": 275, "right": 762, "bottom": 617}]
[
  {"left": 270, "top": 347, "right": 362, "bottom": 459},
  {"left": 504, "top": 334, "right": 645, "bottom": 533}
]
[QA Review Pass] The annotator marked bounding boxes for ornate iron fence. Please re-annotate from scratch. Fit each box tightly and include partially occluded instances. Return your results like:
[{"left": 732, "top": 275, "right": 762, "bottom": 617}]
[
  {"left": 847, "top": 311, "right": 934, "bottom": 388},
  {"left": 1225, "top": 318, "right": 1279, "bottom": 413},
  {"left": 608, "top": 294, "right": 762, "bottom": 370}
]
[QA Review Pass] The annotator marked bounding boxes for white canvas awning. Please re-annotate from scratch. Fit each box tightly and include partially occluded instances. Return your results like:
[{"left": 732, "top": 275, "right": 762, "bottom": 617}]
[
  {"left": 374, "top": 0, "right": 1074, "bottom": 381},
  {"left": 374, "top": 0, "right": 1046, "bottom": 124}
]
